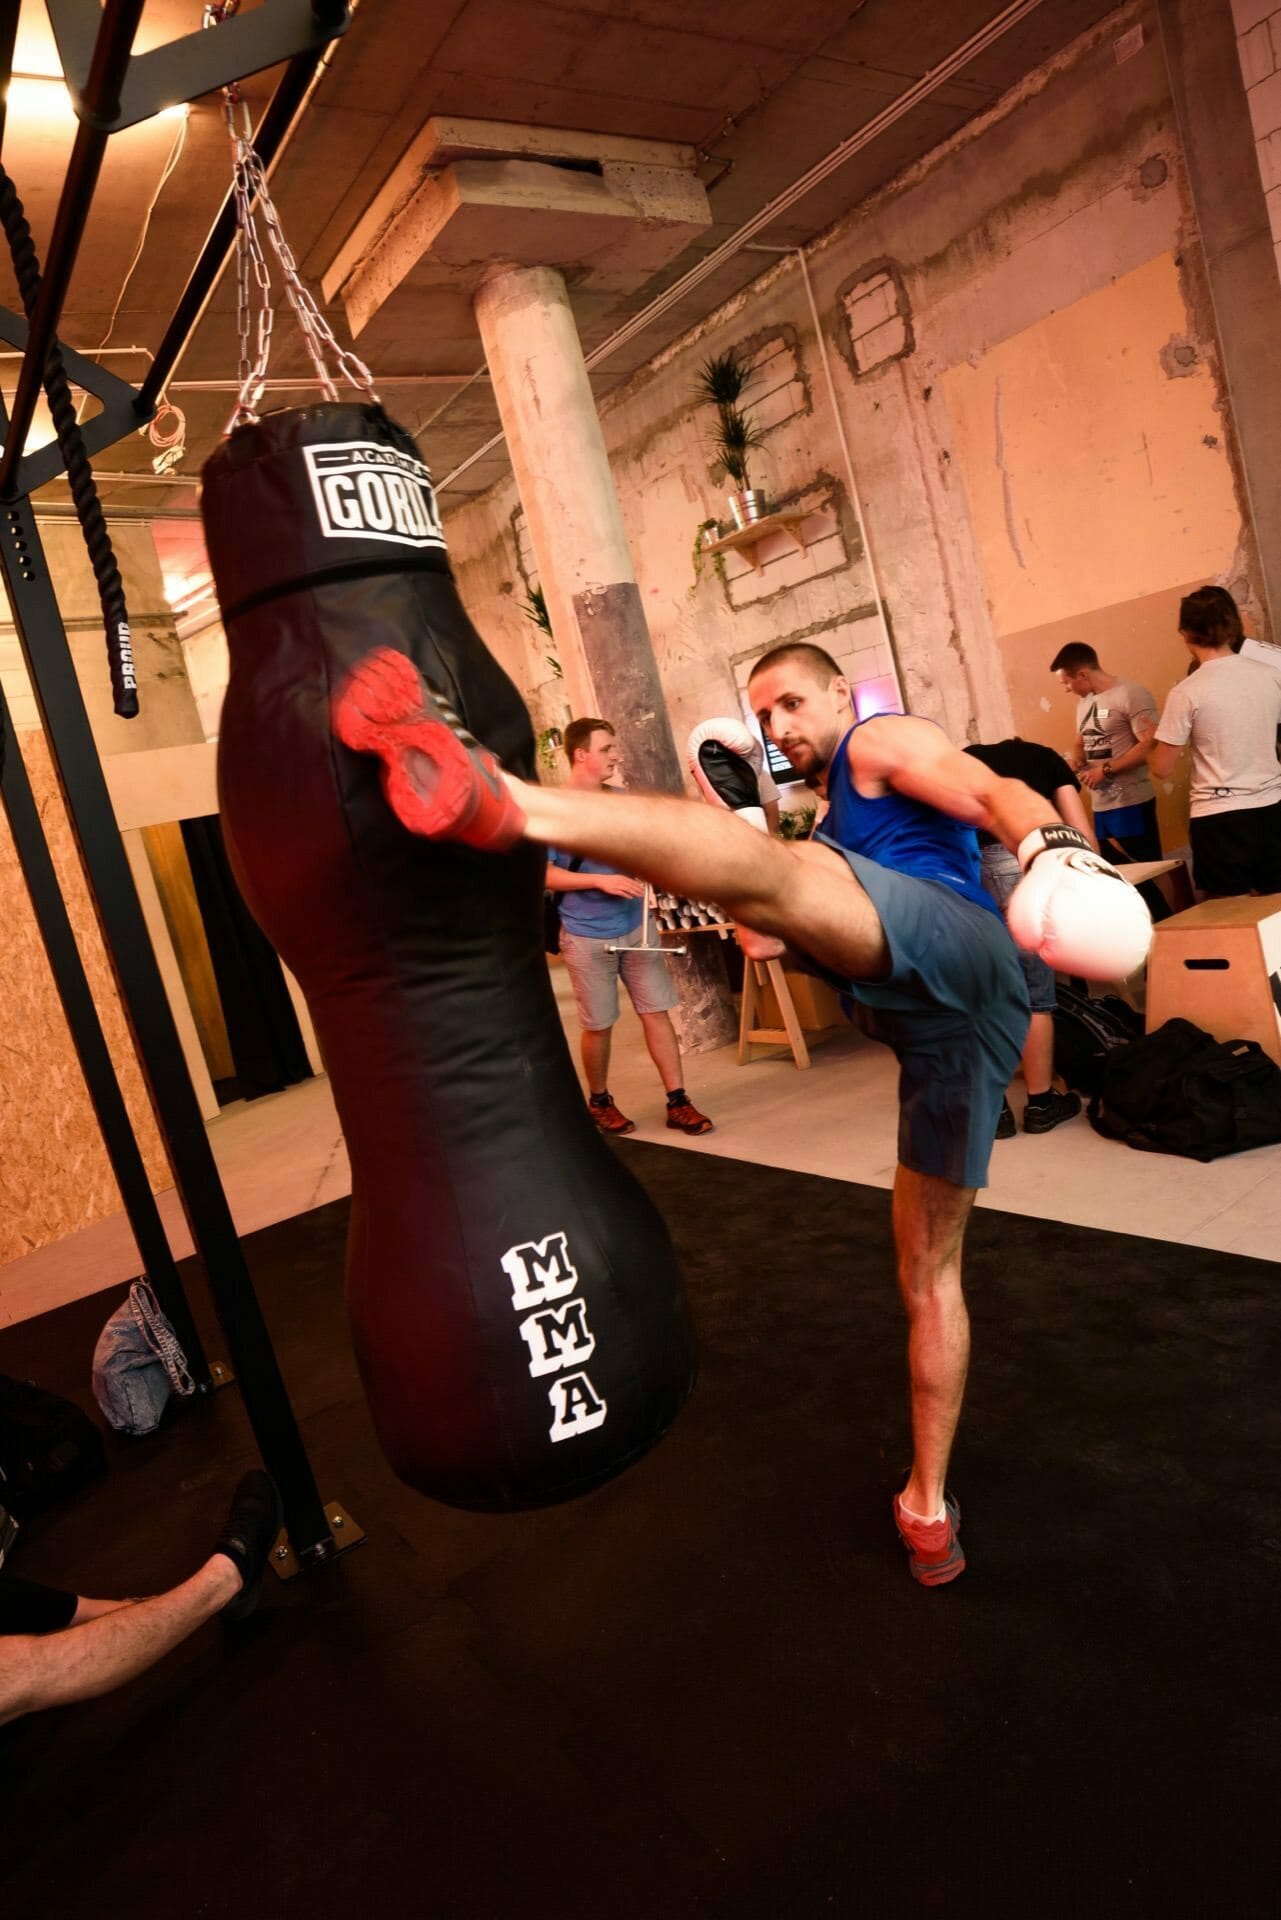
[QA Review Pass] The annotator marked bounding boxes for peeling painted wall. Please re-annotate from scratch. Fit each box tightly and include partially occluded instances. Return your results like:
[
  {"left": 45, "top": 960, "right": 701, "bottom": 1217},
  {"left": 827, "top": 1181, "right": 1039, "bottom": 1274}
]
[{"left": 442, "top": 6, "right": 1256, "bottom": 851}]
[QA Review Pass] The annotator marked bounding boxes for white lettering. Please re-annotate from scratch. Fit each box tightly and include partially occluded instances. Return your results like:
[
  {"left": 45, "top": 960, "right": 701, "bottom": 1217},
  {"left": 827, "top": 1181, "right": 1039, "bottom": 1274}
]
[
  {"left": 353, "top": 470, "right": 394, "bottom": 530},
  {"left": 518, "top": 1299, "right": 596, "bottom": 1378},
  {"left": 548, "top": 1371, "right": 607, "bottom": 1443},
  {"left": 303, "top": 441, "right": 447, "bottom": 550},
  {"left": 319, "top": 472, "right": 363, "bottom": 531},
  {"left": 500, "top": 1234, "right": 578, "bottom": 1311}
]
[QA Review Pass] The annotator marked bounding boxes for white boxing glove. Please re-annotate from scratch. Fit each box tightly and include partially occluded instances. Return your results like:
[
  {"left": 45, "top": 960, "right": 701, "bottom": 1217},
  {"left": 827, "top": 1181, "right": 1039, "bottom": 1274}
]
[
  {"left": 1007, "top": 825, "right": 1153, "bottom": 979},
  {"left": 686, "top": 717, "right": 768, "bottom": 833}
]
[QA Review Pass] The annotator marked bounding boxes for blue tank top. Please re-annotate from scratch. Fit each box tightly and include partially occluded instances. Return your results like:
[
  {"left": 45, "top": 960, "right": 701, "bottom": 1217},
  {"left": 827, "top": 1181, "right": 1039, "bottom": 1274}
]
[{"left": 820, "top": 721, "right": 999, "bottom": 915}]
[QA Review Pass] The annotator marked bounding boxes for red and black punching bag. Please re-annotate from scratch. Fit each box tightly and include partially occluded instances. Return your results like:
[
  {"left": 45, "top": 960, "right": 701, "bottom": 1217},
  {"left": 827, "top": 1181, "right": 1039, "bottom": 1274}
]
[{"left": 201, "top": 403, "right": 695, "bottom": 1510}]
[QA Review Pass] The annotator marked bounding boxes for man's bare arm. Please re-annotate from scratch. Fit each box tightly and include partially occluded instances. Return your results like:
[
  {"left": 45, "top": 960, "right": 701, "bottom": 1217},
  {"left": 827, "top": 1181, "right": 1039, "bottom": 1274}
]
[
  {"left": 849, "top": 717, "right": 1061, "bottom": 857},
  {"left": 1053, "top": 781, "right": 1096, "bottom": 849},
  {"left": 1147, "top": 739, "right": 1181, "bottom": 782},
  {"left": 545, "top": 862, "right": 643, "bottom": 897}
]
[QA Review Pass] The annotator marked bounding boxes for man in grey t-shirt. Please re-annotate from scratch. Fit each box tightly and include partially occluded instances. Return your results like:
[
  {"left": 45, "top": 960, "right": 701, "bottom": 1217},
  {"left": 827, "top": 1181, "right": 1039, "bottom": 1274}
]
[
  {"left": 1151, "top": 587, "right": 1281, "bottom": 896},
  {"left": 1050, "top": 643, "right": 1160, "bottom": 861}
]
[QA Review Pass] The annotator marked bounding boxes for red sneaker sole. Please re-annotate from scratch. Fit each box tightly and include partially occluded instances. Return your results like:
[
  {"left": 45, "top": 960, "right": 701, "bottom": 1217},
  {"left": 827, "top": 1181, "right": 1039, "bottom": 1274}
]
[{"left": 333, "top": 648, "right": 523, "bottom": 850}]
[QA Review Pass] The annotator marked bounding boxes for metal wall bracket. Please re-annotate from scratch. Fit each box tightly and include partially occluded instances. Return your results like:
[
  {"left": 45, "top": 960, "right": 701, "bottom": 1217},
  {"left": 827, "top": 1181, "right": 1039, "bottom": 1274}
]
[
  {"left": 46, "top": 0, "right": 351, "bottom": 134},
  {"left": 0, "top": 306, "right": 149, "bottom": 492},
  {"left": 269, "top": 1501, "right": 365, "bottom": 1580}
]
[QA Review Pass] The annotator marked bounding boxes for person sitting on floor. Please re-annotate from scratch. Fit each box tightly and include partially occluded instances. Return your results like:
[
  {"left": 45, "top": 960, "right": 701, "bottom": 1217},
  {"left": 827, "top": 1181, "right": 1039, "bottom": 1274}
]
[{"left": 0, "top": 1469, "right": 280, "bottom": 1726}]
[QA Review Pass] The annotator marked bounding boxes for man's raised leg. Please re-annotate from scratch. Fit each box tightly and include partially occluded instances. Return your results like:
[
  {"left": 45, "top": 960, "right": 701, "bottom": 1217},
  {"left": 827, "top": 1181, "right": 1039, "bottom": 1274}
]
[
  {"left": 891, "top": 1165, "right": 974, "bottom": 1586},
  {"left": 522, "top": 786, "right": 890, "bottom": 985}
]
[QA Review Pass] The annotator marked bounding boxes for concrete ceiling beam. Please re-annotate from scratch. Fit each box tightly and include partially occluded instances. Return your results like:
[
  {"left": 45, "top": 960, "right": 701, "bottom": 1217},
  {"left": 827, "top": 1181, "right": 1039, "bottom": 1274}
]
[{"left": 321, "top": 116, "right": 711, "bottom": 338}]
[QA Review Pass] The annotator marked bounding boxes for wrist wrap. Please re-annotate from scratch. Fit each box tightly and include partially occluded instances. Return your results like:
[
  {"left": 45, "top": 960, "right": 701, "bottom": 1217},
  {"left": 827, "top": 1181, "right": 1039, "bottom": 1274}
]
[{"left": 1017, "top": 823, "right": 1093, "bottom": 873}]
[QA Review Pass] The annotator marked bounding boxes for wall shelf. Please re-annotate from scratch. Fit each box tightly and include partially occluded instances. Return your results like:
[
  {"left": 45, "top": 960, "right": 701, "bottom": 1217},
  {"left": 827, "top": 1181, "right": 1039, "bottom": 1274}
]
[{"left": 702, "top": 508, "right": 812, "bottom": 572}]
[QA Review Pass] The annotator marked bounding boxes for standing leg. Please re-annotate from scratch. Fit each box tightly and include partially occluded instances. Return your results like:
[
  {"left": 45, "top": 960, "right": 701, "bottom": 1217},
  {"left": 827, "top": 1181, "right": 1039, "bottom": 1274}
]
[
  {"left": 637, "top": 1009, "right": 714, "bottom": 1134},
  {"left": 1021, "top": 1010, "right": 1056, "bottom": 1097},
  {"left": 891, "top": 1165, "right": 974, "bottom": 1586},
  {"left": 637, "top": 1008, "right": 682, "bottom": 1092},
  {"left": 580, "top": 1025, "right": 613, "bottom": 1095},
  {"left": 560, "top": 935, "right": 633, "bottom": 1132}
]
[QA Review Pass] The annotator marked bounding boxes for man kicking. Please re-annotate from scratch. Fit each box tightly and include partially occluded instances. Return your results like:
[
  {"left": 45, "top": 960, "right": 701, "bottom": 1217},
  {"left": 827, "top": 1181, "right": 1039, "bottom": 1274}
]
[{"left": 334, "top": 643, "right": 1150, "bottom": 1585}]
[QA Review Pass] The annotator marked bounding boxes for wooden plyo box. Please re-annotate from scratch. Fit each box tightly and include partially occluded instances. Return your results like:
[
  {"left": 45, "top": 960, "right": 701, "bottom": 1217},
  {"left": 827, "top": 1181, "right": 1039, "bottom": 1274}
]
[{"left": 1146, "top": 894, "right": 1281, "bottom": 1066}]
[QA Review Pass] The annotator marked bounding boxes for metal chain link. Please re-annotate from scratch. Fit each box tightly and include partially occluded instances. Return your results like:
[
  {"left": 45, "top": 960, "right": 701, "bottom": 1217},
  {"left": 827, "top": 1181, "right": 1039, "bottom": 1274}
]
[{"left": 206, "top": 1, "right": 379, "bottom": 432}]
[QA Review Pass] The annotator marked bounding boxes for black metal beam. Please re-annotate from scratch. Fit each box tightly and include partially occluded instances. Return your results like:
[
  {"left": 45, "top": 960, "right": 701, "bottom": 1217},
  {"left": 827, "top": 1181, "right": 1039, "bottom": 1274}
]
[
  {"left": 0, "top": 5, "right": 18, "bottom": 158},
  {"left": 0, "top": 683, "right": 209, "bottom": 1381},
  {"left": 0, "top": 307, "right": 150, "bottom": 496},
  {"left": 139, "top": 44, "right": 333, "bottom": 413},
  {"left": 0, "top": 481, "right": 331, "bottom": 1565},
  {"left": 0, "top": 0, "right": 146, "bottom": 500},
  {"left": 47, "top": 0, "right": 350, "bottom": 135}
]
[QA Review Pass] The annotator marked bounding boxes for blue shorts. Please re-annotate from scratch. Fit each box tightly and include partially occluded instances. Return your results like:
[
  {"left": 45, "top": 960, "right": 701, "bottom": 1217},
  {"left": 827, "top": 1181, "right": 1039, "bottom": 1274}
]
[
  {"left": 980, "top": 845, "right": 1056, "bottom": 1013},
  {"left": 816, "top": 837, "right": 1030, "bottom": 1189}
]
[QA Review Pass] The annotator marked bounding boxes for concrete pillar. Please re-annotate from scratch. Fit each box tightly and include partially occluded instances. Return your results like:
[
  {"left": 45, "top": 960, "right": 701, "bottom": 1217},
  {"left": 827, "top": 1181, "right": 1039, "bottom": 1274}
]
[
  {"left": 474, "top": 263, "right": 736, "bottom": 1052},
  {"left": 1158, "top": 0, "right": 1281, "bottom": 638}
]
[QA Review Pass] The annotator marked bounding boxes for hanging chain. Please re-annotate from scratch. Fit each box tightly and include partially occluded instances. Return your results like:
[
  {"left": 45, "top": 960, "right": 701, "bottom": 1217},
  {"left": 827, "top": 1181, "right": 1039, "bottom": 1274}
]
[{"left": 205, "top": 1, "right": 379, "bottom": 433}]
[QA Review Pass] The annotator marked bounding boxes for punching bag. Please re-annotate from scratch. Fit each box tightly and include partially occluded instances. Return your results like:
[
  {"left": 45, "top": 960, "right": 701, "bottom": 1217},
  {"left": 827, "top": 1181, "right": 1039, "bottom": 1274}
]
[{"left": 201, "top": 402, "right": 696, "bottom": 1510}]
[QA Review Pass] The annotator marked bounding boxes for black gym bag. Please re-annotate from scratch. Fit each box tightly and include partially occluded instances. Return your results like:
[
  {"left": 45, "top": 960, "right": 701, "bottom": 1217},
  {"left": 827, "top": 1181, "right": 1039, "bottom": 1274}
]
[
  {"left": 1052, "top": 984, "right": 1144, "bottom": 1096},
  {"left": 1088, "top": 1017, "right": 1281, "bottom": 1162},
  {"left": 0, "top": 1374, "right": 107, "bottom": 1520}
]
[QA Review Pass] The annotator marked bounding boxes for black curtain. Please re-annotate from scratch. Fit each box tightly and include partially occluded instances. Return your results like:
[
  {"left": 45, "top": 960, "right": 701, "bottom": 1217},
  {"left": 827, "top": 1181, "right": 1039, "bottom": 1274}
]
[{"left": 180, "top": 815, "right": 312, "bottom": 1101}]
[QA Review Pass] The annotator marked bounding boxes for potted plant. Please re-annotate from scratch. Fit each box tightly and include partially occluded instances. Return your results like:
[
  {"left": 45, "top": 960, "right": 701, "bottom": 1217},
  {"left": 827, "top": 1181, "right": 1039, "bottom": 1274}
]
[
  {"left": 694, "top": 348, "right": 767, "bottom": 530},
  {"left": 521, "top": 583, "right": 562, "bottom": 680}
]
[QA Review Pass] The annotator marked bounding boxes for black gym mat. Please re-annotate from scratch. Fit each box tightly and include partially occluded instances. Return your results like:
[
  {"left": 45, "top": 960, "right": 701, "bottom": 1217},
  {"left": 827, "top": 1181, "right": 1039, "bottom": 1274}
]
[{"left": 1, "top": 1145, "right": 1277, "bottom": 1918}]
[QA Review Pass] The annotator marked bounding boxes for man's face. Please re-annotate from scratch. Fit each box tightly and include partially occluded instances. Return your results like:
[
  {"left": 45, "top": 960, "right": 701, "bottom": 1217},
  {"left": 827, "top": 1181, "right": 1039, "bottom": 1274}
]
[
  {"left": 749, "top": 660, "right": 850, "bottom": 781},
  {"left": 576, "top": 727, "right": 621, "bottom": 784},
  {"left": 1057, "top": 666, "right": 1092, "bottom": 698}
]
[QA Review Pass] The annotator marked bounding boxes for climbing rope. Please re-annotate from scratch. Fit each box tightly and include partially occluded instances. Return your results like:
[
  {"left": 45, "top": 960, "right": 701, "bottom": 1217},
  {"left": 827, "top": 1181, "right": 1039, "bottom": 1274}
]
[{"left": 0, "top": 167, "right": 138, "bottom": 718}]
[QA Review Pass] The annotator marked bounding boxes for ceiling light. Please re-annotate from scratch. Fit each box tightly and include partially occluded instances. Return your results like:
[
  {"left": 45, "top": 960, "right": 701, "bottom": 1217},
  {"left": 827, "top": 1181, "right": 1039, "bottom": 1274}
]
[{"left": 2, "top": 74, "right": 188, "bottom": 126}]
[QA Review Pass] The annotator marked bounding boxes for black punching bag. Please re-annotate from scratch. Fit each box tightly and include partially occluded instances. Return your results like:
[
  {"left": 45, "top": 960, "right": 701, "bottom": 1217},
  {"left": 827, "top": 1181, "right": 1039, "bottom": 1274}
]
[{"left": 202, "top": 403, "right": 695, "bottom": 1510}]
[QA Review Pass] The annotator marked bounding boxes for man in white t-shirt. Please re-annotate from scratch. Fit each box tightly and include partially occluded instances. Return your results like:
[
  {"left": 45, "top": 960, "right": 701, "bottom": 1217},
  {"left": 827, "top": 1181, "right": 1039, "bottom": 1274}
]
[
  {"left": 1150, "top": 587, "right": 1281, "bottom": 896},
  {"left": 1049, "top": 643, "right": 1161, "bottom": 861}
]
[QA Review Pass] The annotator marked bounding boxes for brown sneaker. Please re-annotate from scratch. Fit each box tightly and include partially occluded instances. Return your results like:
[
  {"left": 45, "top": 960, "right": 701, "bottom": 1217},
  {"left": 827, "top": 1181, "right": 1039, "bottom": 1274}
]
[
  {"left": 666, "top": 1100, "right": 713, "bottom": 1136},
  {"left": 590, "top": 1099, "right": 636, "bottom": 1135}
]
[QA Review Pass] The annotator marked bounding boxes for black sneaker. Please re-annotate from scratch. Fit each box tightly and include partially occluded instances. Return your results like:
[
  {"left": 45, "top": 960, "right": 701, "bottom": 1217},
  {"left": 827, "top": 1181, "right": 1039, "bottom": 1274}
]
[
  {"left": 995, "top": 1099, "right": 1016, "bottom": 1140},
  {"left": 213, "top": 1469, "right": 283, "bottom": 1621},
  {"left": 1022, "top": 1088, "right": 1082, "bottom": 1134}
]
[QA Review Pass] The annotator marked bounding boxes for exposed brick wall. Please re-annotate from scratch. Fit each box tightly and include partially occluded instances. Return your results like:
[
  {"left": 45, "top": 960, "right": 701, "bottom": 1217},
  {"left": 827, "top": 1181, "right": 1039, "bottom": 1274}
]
[{"left": 1233, "top": 0, "right": 1281, "bottom": 283}]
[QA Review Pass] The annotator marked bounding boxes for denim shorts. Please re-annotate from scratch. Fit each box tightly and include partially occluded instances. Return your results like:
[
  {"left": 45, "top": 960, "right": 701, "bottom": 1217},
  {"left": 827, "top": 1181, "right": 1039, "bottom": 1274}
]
[
  {"left": 816, "top": 836, "right": 1030, "bottom": 1189},
  {"left": 559, "top": 926, "right": 679, "bottom": 1030},
  {"left": 979, "top": 844, "right": 1056, "bottom": 1013}
]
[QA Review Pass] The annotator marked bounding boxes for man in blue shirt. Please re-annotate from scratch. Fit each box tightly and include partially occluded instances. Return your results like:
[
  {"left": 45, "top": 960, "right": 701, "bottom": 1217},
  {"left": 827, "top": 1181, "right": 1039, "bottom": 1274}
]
[
  {"left": 547, "top": 717, "right": 712, "bottom": 1139},
  {"left": 334, "top": 642, "right": 1149, "bottom": 1586}
]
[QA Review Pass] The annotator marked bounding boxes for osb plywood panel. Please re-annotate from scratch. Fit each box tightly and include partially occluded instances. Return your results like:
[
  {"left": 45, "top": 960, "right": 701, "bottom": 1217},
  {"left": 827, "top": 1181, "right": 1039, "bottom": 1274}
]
[{"left": 0, "top": 730, "right": 172, "bottom": 1265}]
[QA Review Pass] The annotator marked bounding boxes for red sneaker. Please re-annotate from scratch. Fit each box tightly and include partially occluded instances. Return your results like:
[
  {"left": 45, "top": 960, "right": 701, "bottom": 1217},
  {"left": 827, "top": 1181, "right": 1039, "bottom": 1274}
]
[
  {"left": 666, "top": 1100, "right": 713, "bottom": 1135},
  {"left": 893, "top": 1491, "right": 966, "bottom": 1587},
  {"left": 333, "top": 647, "right": 525, "bottom": 851},
  {"left": 589, "top": 1099, "right": 636, "bottom": 1136}
]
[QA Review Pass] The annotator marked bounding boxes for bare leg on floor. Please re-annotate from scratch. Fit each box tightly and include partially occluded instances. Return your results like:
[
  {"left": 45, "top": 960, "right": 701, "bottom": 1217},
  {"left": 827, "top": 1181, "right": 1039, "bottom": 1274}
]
[{"left": 0, "top": 1556, "right": 241, "bottom": 1727}]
